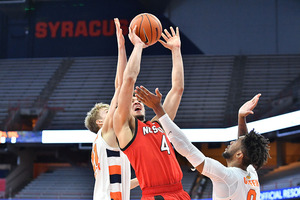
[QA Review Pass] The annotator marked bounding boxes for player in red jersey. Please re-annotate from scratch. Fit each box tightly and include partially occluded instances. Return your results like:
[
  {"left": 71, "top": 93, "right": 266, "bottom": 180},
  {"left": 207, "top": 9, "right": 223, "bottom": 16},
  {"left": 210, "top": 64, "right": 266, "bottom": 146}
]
[
  {"left": 113, "top": 25, "right": 190, "bottom": 200},
  {"left": 135, "top": 86, "right": 270, "bottom": 200}
]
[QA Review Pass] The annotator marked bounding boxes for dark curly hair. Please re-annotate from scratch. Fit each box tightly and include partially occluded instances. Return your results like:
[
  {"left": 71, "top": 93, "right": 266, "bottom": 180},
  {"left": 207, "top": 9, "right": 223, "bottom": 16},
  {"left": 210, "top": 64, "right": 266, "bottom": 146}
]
[{"left": 241, "top": 129, "right": 270, "bottom": 170}]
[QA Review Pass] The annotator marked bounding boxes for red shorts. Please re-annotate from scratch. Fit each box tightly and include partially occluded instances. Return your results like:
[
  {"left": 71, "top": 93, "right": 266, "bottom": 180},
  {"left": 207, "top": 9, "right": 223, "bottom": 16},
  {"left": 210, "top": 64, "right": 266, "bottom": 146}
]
[{"left": 141, "top": 182, "right": 191, "bottom": 200}]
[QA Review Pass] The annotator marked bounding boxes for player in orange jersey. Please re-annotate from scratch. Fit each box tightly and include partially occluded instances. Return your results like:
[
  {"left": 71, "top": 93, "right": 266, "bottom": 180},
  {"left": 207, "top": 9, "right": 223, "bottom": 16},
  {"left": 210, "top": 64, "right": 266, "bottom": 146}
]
[
  {"left": 85, "top": 18, "right": 138, "bottom": 200},
  {"left": 113, "top": 25, "right": 190, "bottom": 200},
  {"left": 135, "top": 86, "right": 270, "bottom": 200}
]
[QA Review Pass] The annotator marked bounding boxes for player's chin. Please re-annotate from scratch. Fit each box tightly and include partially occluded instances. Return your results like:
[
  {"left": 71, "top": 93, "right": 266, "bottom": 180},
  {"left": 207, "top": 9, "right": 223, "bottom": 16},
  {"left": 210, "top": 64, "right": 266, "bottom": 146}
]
[
  {"left": 134, "top": 110, "right": 144, "bottom": 116},
  {"left": 222, "top": 151, "right": 231, "bottom": 159},
  {"left": 134, "top": 114, "right": 145, "bottom": 121}
]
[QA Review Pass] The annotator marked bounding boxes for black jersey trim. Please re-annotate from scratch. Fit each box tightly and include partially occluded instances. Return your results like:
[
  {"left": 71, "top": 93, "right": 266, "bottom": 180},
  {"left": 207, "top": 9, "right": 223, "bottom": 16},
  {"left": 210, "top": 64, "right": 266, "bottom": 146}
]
[
  {"left": 120, "top": 118, "right": 138, "bottom": 151},
  {"left": 106, "top": 149, "right": 120, "bottom": 157},
  {"left": 152, "top": 120, "right": 163, "bottom": 131}
]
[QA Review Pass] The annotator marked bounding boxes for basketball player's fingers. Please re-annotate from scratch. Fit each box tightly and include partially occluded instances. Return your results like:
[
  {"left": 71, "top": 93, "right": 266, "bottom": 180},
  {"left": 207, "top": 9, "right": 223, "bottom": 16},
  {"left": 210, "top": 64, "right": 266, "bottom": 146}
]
[
  {"left": 134, "top": 93, "right": 144, "bottom": 102},
  {"left": 143, "top": 44, "right": 150, "bottom": 49},
  {"left": 164, "top": 29, "right": 172, "bottom": 38},
  {"left": 139, "top": 85, "right": 152, "bottom": 96},
  {"left": 170, "top": 27, "right": 176, "bottom": 36},
  {"left": 129, "top": 25, "right": 136, "bottom": 34},
  {"left": 114, "top": 18, "right": 120, "bottom": 28},
  {"left": 135, "top": 86, "right": 147, "bottom": 99},
  {"left": 255, "top": 93, "right": 262, "bottom": 100},
  {"left": 176, "top": 27, "right": 180, "bottom": 37},
  {"left": 129, "top": 26, "right": 138, "bottom": 41},
  {"left": 132, "top": 25, "right": 137, "bottom": 33},
  {"left": 158, "top": 40, "right": 168, "bottom": 48},
  {"left": 135, "top": 87, "right": 145, "bottom": 96},
  {"left": 252, "top": 93, "right": 261, "bottom": 106},
  {"left": 252, "top": 94, "right": 261, "bottom": 101},
  {"left": 137, "top": 91, "right": 150, "bottom": 104},
  {"left": 247, "top": 111, "right": 254, "bottom": 115},
  {"left": 128, "top": 25, "right": 132, "bottom": 34},
  {"left": 155, "top": 88, "right": 162, "bottom": 99},
  {"left": 161, "top": 32, "right": 168, "bottom": 41}
]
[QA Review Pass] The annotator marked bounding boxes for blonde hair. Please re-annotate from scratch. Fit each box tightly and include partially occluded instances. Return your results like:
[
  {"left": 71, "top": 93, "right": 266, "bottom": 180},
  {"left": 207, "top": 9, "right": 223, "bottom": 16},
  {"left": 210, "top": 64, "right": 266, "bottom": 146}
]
[{"left": 84, "top": 103, "right": 109, "bottom": 133}]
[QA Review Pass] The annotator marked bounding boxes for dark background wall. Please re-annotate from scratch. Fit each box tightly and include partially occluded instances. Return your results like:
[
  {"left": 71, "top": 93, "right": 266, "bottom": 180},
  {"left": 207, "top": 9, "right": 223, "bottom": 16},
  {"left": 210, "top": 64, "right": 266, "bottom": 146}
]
[
  {"left": 166, "top": 0, "right": 300, "bottom": 55},
  {"left": 0, "top": 0, "right": 201, "bottom": 58},
  {"left": 0, "top": 0, "right": 299, "bottom": 58}
]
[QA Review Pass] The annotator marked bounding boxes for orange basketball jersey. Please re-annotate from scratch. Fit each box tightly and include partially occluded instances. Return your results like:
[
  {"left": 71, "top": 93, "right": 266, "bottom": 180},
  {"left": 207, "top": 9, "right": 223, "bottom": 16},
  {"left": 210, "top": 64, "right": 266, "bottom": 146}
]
[{"left": 121, "top": 119, "right": 183, "bottom": 191}]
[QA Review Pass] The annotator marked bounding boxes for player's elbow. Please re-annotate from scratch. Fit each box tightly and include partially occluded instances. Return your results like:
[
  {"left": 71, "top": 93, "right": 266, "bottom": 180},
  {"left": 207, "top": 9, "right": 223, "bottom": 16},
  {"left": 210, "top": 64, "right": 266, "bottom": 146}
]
[
  {"left": 123, "top": 73, "right": 137, "bottom": 86},
  {"left": 172, "top": 85, "right": 184, "bottom": 96}
]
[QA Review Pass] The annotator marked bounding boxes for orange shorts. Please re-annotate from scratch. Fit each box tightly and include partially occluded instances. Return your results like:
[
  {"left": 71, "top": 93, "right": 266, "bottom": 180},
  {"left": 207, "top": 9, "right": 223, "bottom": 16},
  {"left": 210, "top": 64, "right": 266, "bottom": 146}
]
[{"left": 141, "top": 183, "right": 191, "bottom": 200}]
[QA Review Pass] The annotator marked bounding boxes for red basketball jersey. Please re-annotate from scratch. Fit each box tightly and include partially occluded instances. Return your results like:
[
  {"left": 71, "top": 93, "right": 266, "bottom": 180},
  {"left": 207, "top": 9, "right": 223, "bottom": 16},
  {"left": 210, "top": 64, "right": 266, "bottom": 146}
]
[{"left": 121, "top": 118, "right": 183, "bottom": 190}]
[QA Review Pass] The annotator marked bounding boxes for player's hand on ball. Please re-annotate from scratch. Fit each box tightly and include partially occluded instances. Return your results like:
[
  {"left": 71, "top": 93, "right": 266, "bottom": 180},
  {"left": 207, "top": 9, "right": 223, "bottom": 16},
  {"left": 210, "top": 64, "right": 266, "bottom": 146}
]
[{"left": 128, "top": 25, "right": 148, "bottom": 48}]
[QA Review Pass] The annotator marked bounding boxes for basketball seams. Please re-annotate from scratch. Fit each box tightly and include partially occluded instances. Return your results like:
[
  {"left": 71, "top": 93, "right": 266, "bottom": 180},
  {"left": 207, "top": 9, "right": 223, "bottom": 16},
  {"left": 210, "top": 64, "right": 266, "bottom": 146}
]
[
  {"left": 138, "top": 15, "right": 143, "bottom": 41},
  {"left": 144, "top": 14, "right": 153, "bottom": 45},
  {"left": 150, "top": 15, "right": 162, "bottom": 42}
]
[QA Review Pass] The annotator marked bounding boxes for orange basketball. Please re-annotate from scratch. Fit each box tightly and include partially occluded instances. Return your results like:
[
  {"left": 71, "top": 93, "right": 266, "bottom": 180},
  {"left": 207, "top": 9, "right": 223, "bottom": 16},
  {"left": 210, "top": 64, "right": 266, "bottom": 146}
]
[{"left": 129, "top": 13, "right": 162, "bottom": 46}]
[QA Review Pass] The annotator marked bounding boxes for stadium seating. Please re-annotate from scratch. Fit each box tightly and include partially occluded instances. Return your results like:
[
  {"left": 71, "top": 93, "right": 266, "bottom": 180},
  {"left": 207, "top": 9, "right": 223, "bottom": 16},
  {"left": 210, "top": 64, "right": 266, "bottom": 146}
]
[
  {"left": 46, "top": 56, "right": 117, "bottom": 130},
  {"left": 0, "top": 54, "right": 299, "bottom": 130},
  {"left": 0, "top": 58, "right": 63, "bottom": 129},
  {"left": 14, "top": 166, "right": 94, "bottom": 199},
  {"left": 46, "top": 55, "right": 236, "bottom": 129},
  {"left": 241, "top": 54, "right": 300, "bottom": 120}
]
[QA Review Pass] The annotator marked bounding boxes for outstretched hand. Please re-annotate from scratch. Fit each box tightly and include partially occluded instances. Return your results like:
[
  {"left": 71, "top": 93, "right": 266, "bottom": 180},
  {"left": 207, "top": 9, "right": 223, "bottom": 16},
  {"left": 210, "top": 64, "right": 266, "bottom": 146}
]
[
  {"left": 239, "top": 93, "right": 261, "bottom": 118},
  {"left": 135, "top": 86, "right": 162, "bottom": 110},
  {"left": 158, "top": 26, "right": 181, "bottom": 51},
  {"left": 114, "top": 18, "right": 125, "bottom": 49}
]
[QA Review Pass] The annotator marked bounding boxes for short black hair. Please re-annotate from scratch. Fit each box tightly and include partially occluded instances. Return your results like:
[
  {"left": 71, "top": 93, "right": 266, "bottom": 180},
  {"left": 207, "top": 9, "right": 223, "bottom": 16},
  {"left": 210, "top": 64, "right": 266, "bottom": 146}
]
[{"left": 241, "top": 129, "right": 270, "bottom": 170}]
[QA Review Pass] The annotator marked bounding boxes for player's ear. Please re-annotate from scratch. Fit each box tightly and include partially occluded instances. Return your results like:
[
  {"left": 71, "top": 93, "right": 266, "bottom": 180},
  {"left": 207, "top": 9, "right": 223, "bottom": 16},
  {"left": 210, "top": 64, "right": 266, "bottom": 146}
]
[
  {"left": 96, "top": 119, "right": 104, "bottom": 127},
  {"left": 236, "top": 150, "right": 244, "bottom": 160}
]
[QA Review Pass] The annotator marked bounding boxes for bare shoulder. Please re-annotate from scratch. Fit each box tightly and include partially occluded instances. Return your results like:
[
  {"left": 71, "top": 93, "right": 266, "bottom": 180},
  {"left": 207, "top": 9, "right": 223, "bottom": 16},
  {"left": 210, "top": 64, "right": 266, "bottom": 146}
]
[{"left": 117, "top": 116, "right": 136, "bottom": 149}]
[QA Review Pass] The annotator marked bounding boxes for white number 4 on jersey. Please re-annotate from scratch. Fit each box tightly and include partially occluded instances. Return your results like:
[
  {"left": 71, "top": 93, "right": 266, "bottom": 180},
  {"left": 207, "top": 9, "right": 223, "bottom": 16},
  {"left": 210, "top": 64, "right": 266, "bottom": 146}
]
[{"left": 161, "top": 135, "right": 171, "bottom": 154}]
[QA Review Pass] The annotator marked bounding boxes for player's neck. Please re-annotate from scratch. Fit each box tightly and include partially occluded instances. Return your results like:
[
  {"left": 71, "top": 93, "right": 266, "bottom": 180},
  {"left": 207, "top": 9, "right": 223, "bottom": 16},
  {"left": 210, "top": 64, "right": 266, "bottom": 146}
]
[{"left": 227, "top": 160, "right": 246, "bottom": 170}]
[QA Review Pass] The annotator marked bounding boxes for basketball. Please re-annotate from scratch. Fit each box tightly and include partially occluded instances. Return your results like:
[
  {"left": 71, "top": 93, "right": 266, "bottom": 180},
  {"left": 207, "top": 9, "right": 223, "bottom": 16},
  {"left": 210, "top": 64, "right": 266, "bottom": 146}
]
[{"left": 129, "top": 13, "right": 162, "bottom": 46}]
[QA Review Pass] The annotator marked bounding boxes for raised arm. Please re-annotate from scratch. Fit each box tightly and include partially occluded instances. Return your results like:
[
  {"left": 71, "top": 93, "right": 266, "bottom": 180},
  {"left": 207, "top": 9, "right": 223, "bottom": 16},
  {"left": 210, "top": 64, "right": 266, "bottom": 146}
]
[
  {"left": 114, "top": 18, "right": 127, "bottom": 90},
  {"left": 156, "top": 27, "right": 184, "bottom": 121},
  {"left": 238, "top": 93, "right": 261, "bottom": 137},
  {"left": 101, "top": 18, "right": 127, "bottom": 132},
  {"left": 113, "top": 26, "right": 147, "bottom": 148}
]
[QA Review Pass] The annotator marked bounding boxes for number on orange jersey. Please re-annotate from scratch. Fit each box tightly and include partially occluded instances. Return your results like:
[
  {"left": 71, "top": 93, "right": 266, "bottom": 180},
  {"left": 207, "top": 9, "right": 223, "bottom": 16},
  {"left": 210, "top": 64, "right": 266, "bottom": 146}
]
[{"left": 247, "top": 189, "right": 256, "bottom": 200}]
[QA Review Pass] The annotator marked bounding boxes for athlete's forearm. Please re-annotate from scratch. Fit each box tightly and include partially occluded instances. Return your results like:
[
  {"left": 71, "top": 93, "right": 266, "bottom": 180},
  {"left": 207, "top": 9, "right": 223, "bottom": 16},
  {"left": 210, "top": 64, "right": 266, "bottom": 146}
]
[
  {"left": 159, "top": 114, "right": 205, "bottom": 167},
  {"left": 171, "top": 47, "right": 184, "bottom": 91},
  {"left": 123, "top": 43, "right": 143, "bottom": 83},
  {"left": 238, "top": 115, "right": 248, "bottom": 137},
  {"left": 115, "top": 45, "right": 127, "bottom": 89}
]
